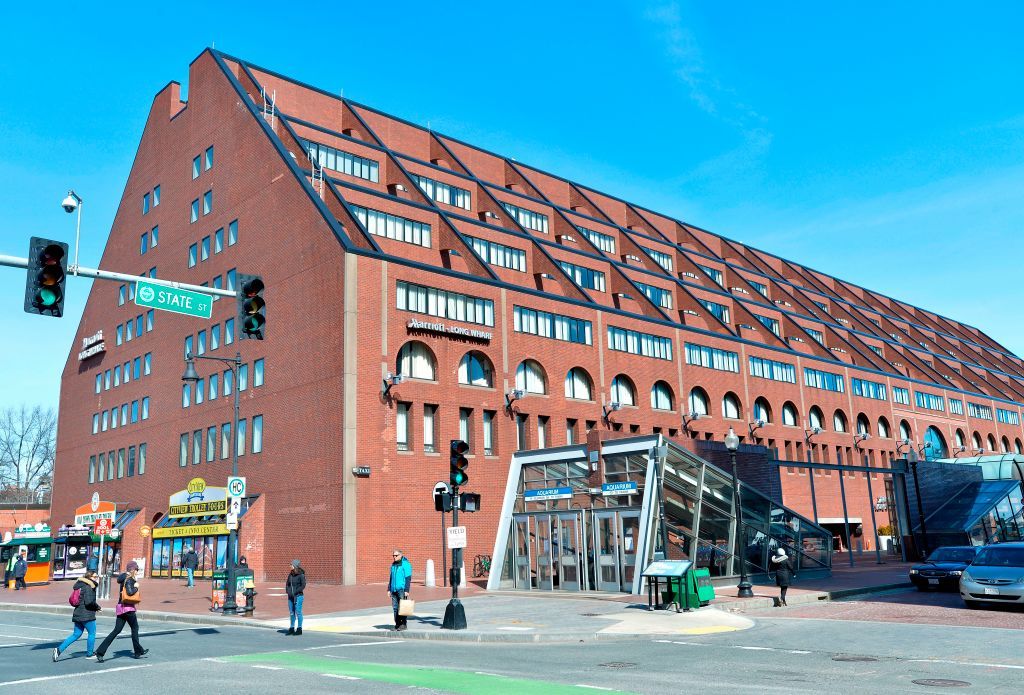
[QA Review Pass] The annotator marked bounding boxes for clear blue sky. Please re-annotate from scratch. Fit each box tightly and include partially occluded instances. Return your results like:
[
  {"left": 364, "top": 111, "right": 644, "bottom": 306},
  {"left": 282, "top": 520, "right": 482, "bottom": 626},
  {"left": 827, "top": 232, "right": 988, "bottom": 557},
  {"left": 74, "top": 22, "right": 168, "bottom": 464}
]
[{"left": 2, "top": 1, "right": 1023, "bottom": 414}]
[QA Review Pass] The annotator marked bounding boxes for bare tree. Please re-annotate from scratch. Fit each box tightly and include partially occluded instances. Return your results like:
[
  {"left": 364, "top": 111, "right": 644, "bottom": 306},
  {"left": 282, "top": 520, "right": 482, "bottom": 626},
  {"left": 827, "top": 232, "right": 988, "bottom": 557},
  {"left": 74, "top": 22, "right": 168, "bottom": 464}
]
[{"left": 0, "top": 405, "right": 56, "bottom": 504}]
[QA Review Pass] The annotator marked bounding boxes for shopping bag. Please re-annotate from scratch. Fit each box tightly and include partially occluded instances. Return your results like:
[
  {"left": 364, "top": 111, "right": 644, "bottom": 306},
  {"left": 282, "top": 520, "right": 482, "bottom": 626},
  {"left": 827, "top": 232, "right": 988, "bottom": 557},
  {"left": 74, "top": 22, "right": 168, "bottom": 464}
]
[
  {"left": 398, "top": 598, "right": 415, "bottom": 616},
  {"left": 120, "top": 585, "right": 142, "bottom": 605}
]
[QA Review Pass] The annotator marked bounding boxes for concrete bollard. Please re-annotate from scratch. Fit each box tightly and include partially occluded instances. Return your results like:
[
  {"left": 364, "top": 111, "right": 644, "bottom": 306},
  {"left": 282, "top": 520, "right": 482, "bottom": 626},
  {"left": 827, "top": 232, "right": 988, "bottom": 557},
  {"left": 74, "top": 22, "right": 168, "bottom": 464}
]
[{"left": 424, "top": 559, "right": 436, "bottom": 587}]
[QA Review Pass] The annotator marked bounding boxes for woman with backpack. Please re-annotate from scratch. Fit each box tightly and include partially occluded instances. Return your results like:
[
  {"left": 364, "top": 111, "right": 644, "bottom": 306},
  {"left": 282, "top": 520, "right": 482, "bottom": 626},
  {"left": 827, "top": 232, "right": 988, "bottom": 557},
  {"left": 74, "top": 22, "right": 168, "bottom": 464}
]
[
  {"left": 52, "top": 567, "right": 101, "bottom": 661},
  {"left": 94, "top": 561, "right": 148, "bottom": 662}
]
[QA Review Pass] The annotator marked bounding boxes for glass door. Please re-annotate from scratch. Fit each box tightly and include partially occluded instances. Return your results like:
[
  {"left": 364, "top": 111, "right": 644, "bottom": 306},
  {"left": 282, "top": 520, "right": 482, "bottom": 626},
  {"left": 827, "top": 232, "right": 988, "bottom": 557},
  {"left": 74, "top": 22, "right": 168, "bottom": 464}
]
[
  {"left": 534, "top": 515, "right": 554, "bottom": 590},
  {"left": 594, "top": 511, "right": 621, "bottom": 591},
  {"left": 557, "top": 513, "right": 583, "bottom": 591},
  {"left": 620, "top": 512, "right": 640, "bottom": 589},
  {"left": 512, "top": 515, "right": 533, "bottom": 589}
]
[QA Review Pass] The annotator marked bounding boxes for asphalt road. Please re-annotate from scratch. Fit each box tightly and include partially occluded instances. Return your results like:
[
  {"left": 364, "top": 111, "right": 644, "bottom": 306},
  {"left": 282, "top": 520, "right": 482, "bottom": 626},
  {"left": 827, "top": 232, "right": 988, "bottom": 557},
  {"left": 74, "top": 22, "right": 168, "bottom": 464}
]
[{"left": 1, "top": 606, "right": 1022, "bottom": 693}]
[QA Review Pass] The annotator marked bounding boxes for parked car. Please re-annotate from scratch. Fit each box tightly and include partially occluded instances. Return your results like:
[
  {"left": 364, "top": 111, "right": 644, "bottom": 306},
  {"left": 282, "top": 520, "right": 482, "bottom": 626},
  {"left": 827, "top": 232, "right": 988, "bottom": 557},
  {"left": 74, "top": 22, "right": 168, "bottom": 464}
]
[
  {"left": 909, "top": 546, "right": 980, "bottom": 591},
  {"left": 960, "top": 542, "right": 1024, "bottom": 608}
]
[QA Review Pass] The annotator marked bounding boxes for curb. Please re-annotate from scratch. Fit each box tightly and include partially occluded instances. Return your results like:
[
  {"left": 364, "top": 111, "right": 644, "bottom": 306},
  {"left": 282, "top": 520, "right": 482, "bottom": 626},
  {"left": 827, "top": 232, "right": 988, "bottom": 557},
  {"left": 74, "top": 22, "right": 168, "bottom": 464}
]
[
  {"left": 827, "top": 581, "right": 914, "bottom": 599},
  {"left": 336, "top": 629, "right": 633, "bottom": 643},
  {"left": 0, "top": 602, "right": 278, "bottom": 631}
]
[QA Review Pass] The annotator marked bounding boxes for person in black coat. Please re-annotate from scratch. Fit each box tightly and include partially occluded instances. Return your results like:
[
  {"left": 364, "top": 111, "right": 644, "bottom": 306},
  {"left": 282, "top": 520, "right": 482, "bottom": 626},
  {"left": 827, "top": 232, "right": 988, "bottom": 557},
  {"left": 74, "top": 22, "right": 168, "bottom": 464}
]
[
  {"left": 95, "top": 561, "right": 148, "bottom": 662},
  {"left": 53, "top": 567, "right": 102, "bottom": 661},
  {"left": 285, "top": 560, "right": 306, "bottom": 636},
  {"left": 770, "top": 547, "right": 796, "bottom": 606},
  {"left": 12, "top": 551, "right": 27, "bottom": 590}
]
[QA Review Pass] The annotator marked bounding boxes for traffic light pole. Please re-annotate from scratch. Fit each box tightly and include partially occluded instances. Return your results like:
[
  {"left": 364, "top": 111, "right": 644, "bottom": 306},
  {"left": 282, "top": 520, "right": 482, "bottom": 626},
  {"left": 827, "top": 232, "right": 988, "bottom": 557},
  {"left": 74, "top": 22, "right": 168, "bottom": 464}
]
[{"left": 442, "top": 488, "right": 467, "bottom": 630}]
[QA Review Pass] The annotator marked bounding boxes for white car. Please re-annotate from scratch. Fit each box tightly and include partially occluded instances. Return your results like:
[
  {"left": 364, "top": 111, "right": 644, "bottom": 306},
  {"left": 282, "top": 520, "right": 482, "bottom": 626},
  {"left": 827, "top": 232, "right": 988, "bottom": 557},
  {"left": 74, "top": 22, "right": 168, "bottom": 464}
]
[{"left": 959, "top": 542, "right": 1024, "bottom": 608}]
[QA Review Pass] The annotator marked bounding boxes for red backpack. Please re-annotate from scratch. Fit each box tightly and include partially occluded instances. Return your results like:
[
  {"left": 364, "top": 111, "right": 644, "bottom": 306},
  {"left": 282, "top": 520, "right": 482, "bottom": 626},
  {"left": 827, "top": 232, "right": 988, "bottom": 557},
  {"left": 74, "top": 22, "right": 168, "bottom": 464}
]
[{"left": 69, "top": 586, "right": 82, "bottom": 607}]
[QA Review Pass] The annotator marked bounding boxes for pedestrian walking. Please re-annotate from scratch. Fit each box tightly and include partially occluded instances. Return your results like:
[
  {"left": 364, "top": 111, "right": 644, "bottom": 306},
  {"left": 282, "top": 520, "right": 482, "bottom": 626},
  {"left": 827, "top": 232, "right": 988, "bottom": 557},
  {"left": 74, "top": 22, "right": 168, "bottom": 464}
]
[
  {"left": 286, "top": 559, "right": 306, "bottom": 636},
  {"left": 3, "top": 551, "right": 15, "bottom": 589},
  {"left": 388, "top": 549, "right": 412, "bottom": 631},
  {"left": 181, "top": 546, "right": 199, "bottom": 588},
  {"left": 13, "top": 550, "right": 27, "bottom": 590},
  {"left": 94, "top": 561, "right": 148, "bottom": 662},
  {"left": 770, "top": 547, "right": 796, "bottom": 606},
  {"left": 53, "top": 566, "right": 102, "bottom": 661}
]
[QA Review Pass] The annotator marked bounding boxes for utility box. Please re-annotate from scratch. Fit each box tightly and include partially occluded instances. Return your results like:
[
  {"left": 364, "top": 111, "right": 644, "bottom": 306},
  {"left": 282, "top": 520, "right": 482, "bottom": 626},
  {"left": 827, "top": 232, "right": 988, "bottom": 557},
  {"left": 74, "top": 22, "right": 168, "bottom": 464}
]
[{"left": 692, "top": 568, "right": 715, "bottom": 606}]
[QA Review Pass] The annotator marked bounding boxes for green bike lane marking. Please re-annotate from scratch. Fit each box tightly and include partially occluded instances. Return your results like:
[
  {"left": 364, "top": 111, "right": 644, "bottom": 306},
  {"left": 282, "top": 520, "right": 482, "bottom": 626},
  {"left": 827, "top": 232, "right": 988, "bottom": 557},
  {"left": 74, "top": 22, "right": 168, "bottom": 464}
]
[{"left": 224, "top": 651, "right": 628, "bottom": 693}]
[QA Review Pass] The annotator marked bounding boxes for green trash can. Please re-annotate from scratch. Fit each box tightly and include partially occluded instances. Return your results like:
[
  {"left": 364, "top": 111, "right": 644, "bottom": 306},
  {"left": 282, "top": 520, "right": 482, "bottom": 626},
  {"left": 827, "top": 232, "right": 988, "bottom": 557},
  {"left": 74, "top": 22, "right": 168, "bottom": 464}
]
[
  {"left": 211, "top": 570, "right": 228, "bottom": 610},
  {"left": 692, "top": 568, "right": 716, "bottom": 606}
]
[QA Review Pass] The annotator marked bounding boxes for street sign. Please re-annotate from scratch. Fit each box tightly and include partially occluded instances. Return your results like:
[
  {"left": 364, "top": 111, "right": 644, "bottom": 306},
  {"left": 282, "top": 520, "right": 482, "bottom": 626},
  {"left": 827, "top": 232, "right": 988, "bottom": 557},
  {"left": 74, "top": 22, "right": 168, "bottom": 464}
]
[
  {"left": 524, "top": 486, "right": 573, "bottom": 501},
  {"left": 601, "top": 481, "right": 638, "bottom": 496},
  {"left": 227, "top": 476, "right": 247, "bottom": 498},
  {"left": 446, "top": 526, "right": 467, "bottom": 549},
  {"left": 135, "top": 279, "right": 213, "bottom": 319},
  {"left": 94, "top": 518, "right": 112, "bottom": 535}
]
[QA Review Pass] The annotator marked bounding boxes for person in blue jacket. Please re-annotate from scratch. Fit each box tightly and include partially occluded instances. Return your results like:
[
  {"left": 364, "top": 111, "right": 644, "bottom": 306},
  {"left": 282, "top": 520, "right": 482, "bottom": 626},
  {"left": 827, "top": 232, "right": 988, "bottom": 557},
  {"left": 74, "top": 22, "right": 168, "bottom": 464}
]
[{"left": 388, "top": 550, "right": 412, "bottom": 631}]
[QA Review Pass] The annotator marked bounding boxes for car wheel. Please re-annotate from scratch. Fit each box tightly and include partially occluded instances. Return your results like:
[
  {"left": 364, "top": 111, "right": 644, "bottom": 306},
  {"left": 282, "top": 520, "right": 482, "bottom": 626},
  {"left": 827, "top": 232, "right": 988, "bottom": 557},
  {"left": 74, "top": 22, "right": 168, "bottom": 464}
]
[{"left": 963, "top": 600, "right": 981, "bottom": 609}]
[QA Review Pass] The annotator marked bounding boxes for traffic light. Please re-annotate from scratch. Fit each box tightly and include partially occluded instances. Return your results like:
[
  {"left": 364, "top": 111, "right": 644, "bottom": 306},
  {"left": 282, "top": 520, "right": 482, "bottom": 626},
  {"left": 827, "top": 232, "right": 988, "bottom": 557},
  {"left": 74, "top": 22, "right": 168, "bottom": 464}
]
[
  {"left": 460, "top": 493, "right": 481, "bottom": 513},
  {"left": 450, "top": 439, "right": 469, "bottom": 488},
  {"left": 23, "top": 237, "right": 69, "bottom": 317},
  {"left": 236, "top": 274, "right": 265, "bottom": 340}
]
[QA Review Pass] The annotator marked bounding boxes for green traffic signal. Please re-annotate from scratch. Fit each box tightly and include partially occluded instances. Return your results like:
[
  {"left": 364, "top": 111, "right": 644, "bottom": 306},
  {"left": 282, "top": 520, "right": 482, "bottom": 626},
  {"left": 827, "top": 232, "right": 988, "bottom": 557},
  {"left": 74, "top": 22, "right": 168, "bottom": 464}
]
[
  {"left": 24, "top": 238, "right": 69, "bottom": 317},
  {"left": 450, "top": 439, "right": 469, "bottom": 488},
  {"left": 236, "top": 274, "right": 266, "bottom": 340}
]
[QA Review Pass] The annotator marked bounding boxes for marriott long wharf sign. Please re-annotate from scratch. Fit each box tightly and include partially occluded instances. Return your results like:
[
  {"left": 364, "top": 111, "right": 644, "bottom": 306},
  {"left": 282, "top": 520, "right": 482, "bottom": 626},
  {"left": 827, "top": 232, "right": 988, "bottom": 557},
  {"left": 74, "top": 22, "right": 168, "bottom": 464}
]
[{"left": 406, "top": 318, "right": 493, "bottom": 341}]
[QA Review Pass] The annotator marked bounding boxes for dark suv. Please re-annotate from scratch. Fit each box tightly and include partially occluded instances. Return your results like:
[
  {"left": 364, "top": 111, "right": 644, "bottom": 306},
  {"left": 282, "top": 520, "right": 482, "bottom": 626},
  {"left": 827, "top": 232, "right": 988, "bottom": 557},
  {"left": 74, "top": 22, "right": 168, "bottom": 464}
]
[{"left": 909, "top": 546, "right": 980, "bottom": 591}]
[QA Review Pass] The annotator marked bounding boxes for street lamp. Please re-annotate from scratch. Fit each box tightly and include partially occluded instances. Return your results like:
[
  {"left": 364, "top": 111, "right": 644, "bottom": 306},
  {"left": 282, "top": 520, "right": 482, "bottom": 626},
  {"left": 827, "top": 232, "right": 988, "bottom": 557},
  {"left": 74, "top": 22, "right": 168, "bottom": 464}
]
[
  {"left": 61, "top": 190, "right": 83, "bottom": 275},
  {"left": 725, "top": 427, "right": 753, "bottom": 598},
  {"left": 183, "top": 350, "right": 242, "bottom": 615}
]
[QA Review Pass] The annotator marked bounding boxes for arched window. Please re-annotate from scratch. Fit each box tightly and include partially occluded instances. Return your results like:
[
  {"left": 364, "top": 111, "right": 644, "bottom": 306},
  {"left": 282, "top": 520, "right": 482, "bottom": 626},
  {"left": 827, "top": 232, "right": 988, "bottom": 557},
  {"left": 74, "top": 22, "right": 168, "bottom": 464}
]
[
  {"left": 458, "top": 351, "right": 493, "bottom": 387},
  {"left": 955, "top": 429, "right": 966, "bottom": 449},
  {"left": 397, "top": 341, "right": 436, "bottom": 381},
  {"left": 1000, "top": 436, "right": 1010, "bottom": 454},
  {"left": 877, "top": 417, "right": 891, "bottom": 439},
  {"left": 856, "top": 414, "right": 870, "bottom": 436},
  {"left": 722, "top": 392, "right": 741, "bottom": 420},
  {"left": 753, "top": 398, "right": 772, "bottom": 424},
  {"left": 833, "top": 410, "right": 848, "bottom": 433},
  {"left": 987, "top": 434, "right": 997, "bottom": 452},
  {"left": 564, "top": 367, "right": 593, "bottom": 401},
  {"left": 1015, "top": 438, "right": 1023, "bottom": 455},
  {"left": 782, "top": 402, "right": 798, "bottom": 427},
  {"left": 972, "top": 432, "right": 982, "bottom": 451},
  {"left": 611, "top": 375, "right": 636, "bottom": 407},
  {"left": 923, "top": 426, "right": 948, "bottom": 460},
  {"left": 808, "top": 406, "right": 824, "bottom": 431},
  {"left": 899, "top": 420, "right": 912, "bottom": 443},
  {"left": 515, "top": 359, "right": 547, "bottom": 394},
  {"left": 688, "top": 388, "right": 709, "bottom": 416},
  {"left": 651, "top": 381, "right": 674, "bottom": 411}
]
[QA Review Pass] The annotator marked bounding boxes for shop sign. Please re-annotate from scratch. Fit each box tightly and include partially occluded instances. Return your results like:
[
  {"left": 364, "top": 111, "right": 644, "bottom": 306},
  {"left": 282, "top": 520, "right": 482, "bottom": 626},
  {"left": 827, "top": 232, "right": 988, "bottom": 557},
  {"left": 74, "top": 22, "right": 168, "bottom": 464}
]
[
  {"left": 524, "top": 486, "right": 573, "bottom": 501},
  {"left": 13, "top": 523, "right": 52, "bottom": 539},
  {"left": 78, "top": 330, "right": 105, "bottom": 361},
  {"left": 58, "top": 525, "right": 93, "bottom": 538},
  {"left": 74, "top": 500, "right": 116, "bottom": 527},
  {"left": 406, "top": 318, "right": 493, "bottom": 341},
  {"left": 168, "top": 477, "right": 228, "bottom": 518},
  {"left": 601, "top": 482, "right": 638, "bottom": 496},
  {"left": 139, "top": 525, "right": 152, "bottom": 538},
  {"left": 152, "top": 523, "right": 229, "bottom": 539}
]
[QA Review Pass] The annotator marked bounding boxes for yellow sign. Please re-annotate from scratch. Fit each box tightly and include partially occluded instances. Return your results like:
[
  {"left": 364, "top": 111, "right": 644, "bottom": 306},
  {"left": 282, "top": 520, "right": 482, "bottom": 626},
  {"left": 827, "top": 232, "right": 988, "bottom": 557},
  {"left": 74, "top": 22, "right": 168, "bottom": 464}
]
[
  {"left": 152, "top": 523, "right": 229, "bottom": 539},
  {"left": 187, "top": 478, "right": 206, "bottom": 495},
  {"left": 167, "top": 477, "right": 228, "bottom": 518},
  {"left": 139, "top": 525, "right": 152, "bottom": 538}
]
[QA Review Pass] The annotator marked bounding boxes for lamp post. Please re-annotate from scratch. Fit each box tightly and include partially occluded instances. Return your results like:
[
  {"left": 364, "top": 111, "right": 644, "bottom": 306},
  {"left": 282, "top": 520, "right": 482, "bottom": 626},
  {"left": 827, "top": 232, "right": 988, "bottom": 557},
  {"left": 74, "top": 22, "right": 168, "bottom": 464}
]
[
  {"left": 725, "top": 427, "right": 753, "bottom": 598},
  {"left": 183, "top": 351, "right": 242, "bottom": 614}
]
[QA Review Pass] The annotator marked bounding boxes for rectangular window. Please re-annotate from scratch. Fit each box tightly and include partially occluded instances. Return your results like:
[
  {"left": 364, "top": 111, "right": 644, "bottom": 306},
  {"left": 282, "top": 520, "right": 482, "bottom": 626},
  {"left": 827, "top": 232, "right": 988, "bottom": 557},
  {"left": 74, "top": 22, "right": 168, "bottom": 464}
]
[
  {"left": 214, "top": 228, "right": 223, "bottom": 253},
  {"left": 114, "top": 365, "right": 121, "bottom": 387},
  {"left": 95, "top": 374, "right": 102, "bottom": 394},
  {"left": 116, "top": 325, "right": 123, "bottom": 347},
  {"left": 151, "top": 226, "right": 159, "bottom": 247},
  {"left": 144, "top": 352, "right": 152, "bottom": 375},
  {"left": 643, "top": 246, "right": 673, "bottom": 271},
  {"left": 139, "top": 443, "right": 147, "bottom": 475},
  {"left": 195, "top": 378, "right": 205, "bottom": 405},
  {"left": 180, "top": 434, "right": 188, "bottom": 467},
  {"left": 124, "top": 320, "right": 133, "bottom": 343},
  {"left": 148, "top": 266, "right": 156, "bottom": 278},
  {"left": 202, "top": 190, "right": 212, "bottom": 216},
  {"left": 221, "top": 422, "right": 231, "bottom": 459},
  {"left": 914, "top": 391, "right": 945, "bottom": 412},
  {"left": 143, "top": 192, "right": 150, "bottom": 215},
  {"left": 146, "top": 310, "right": 154, "bottom": 332},
  {"left": 206, "top": 427, "right": 216, "bottom": 462},
  {"left": 483, "top": 410, "right": 495, "bottom": 456},
  {"left": 107, "top": 451, "right": 115, "bottom": 480},
  {"left": 950, "top": 398, "right": 964, "bottom": 415},
  {"left": 89, "top": 455, "right": 96, "bottom": 484},
  {"left": 607, "top": 326, "right": 673, "bottom": 360},
  {"left": 500, "top": 201, "right": 548, "bottom": 233},
  {"left": 422, "top": 404, "right": 436, "bottom": 453},
  {"left": 225, "top": 318, "right": 235, "bottom": 345},
  {"left": 397, "top": 402, "right": 410, "bottom": 451},
  {"left": 754, "top": 314, "right": 780, "bottom": 336},
  {"left": 697, "top": 264, "right": 724, "bottom": 285},
  {"left": 804, "top": 367, "right": 845, "bottom": 393},
  {"left": 228, "top": 219, "right": 238, "bottom": 245},
  {"left": 140, "top": 233, "right": 148, "bottom": 255},
  {"left": 127, "top": 446, "right": 136, "bottom": 477},
  {"left": 97, "top": 453, "right": 105, "bottom": 482},
  {"left": 193, "top": 430, "right": 202, "bottom": 465},
  {"left": 459, "top": 408, "right": 473, "bottom": 450},
  {"left": 188, "top": 243, "right": 198, "bottom": 267},
  {"left": 201, "top": 236, "right": 210, "bottom": 261},
  {"left": 252, "top": 415, "right": 263, "bottom": 453},
  {"left": 117, "top": 448, "right": 125, "bottom": 478},
  {"left": 852, "top": 377, "right": 887, "bottom": 401},
  {"left": 254, "top": 358, "right": 264, "bottom": 387},
  {"left": 197, "top": 329, "right": 207, "bottom": 355},
  {"left": 131, "top": 400, "right": 139, "bottom": 423},
  {"left": 212, "top": 275, "right": 222, "bottom": 302},
  {"left": 516, "top": 414, "right": 528, "bottom": 451},
  {"left": 893, "top": 387, "right": 910, "bottom": 405},
  {"left": 967, "top": 402, "right": 993, "bottom": 420},
  {"left": 812, "top": 300, "right": 830, "bottom": 314},
  {"left": 192, "top": 156, "right": 201, "bottom": 179},
  {"left": 153, "top": 185, "right": 160, "bottom": 207},
  {"left": 513, "top": 306, "right": 592, "bottom": 345},
  {"left": 409, "top": 173, "right": 471, "bottom": 209},
  {"left": 182, "top": 383, "right": 191, "bottom": 408},
  {"left": 239, "top": 364, "right": 248, "bottom": 391},
  {"left": 698, "top": 299, "right": 730, "bottom": 323},
  {"left": 209, "top": 373, "right": 219, "bottom": 400},
  {"left": 224, "top": 368, "right": 234, "bottom": 395},
  {"left": 396, "top": 280, "right": 495, "bottom": 326},
  {"left": 300, "top": 138, "right": 380, "bottom": 182},
  {"left": 578, "top": 226, "right": 616, "bottom": 253},
  {"left": 806, "top": 327, "right": 825, "bottom": 344},
  {"left": 996, "top": 408, "right": 1020, "bottom": 425},
  {"left": 558, "top": 261, "right": 605, "bottom": 292},
  {"left": 748, "top": 279, "right": 769, "bottom": 297},
  {"left": 92, "top": 413, "right": 99, "bottom": 434},
  {"left": 636, "top": 282, "right": 673, "bottom": 309},
  {"left": 466, "top": 235, "right": 527, "bottom": 271},
  {"left": 226, "top": 268, "right": 236, "bottom": 291},
  {"left": 122, "top": 360, "right": 131, "bottom": 384},
  {"left": 686, "top": 343, "right": 740, "bottom": 372},
  {"left": 184, "top": 335, "right": 193, "bottom": 359},
  {"left": 105, "top": 369, "right": 112, "bottom": 390},
  {"left": 102, "top": 410, "right": 109, "bottom": 432},
  {"left": 190, "top": 199, "right": 199, "bottom": 223},
  {"left": 141, "top": 397, "right": 150, "bottom": 420},
  {"left": 211, "top": 324, "right": 220, "bottom": 351},
  {"left": 537, "top": 415, "right": 549, "bottom": 449},
  {"left": 566, "top": 418, "right": 577, "bottom": 445},
  {"left": 205, "top": 145, "right": 214, "bottom": 170},
  {"left": 350, "top": 205, "right": 431, "bottom": 248},
  {"left": 748, "top": 356, "right": 796, "bottom": 382},
  {"left": 121, "top": 404, "right": 128, "bottom": 426}
]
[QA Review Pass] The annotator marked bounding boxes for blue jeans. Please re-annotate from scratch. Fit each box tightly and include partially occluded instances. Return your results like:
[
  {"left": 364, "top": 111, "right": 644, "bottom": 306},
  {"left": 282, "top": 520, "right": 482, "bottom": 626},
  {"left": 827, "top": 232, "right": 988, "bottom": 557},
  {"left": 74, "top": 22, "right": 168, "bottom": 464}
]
[
  {"left": 186, "top": 568, "right": 194, "bottom": 587},
  {"left": 288, "top": 594, "right": 303, "bottom": 629},
  {"left": 58, "top": 620, "right": 96, "bottom": 656}
]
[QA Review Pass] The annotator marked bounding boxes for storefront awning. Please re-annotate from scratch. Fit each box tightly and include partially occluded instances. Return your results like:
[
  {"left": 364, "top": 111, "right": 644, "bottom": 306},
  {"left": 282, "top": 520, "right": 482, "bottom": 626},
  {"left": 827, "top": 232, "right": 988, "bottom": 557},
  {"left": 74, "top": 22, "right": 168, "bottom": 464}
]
[{"left": 2, "top": 537, "right": 53, "bottom": 547}]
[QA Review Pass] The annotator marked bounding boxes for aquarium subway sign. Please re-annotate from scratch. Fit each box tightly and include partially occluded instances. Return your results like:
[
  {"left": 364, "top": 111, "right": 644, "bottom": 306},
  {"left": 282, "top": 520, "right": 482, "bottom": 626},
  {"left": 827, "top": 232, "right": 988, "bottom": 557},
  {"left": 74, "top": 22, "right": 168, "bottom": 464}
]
[{"left": 406, "top": 318, "right": 493, "bottom": 341}]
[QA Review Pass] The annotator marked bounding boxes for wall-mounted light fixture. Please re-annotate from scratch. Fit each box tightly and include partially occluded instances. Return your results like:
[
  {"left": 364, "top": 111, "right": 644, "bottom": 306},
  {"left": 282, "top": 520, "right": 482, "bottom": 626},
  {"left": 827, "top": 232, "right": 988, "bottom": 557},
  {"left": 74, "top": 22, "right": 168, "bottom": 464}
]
[
  {"left": 854, "top": 432, "right": 870, "bottom": 451},
  {"left": 602, "top": 401, "right": 622, "bottom": 424},
  {"left": 682, "top": 411, "right": 706, "bottom": 437},
  {"left": 748, "top": 419, "right": 765, "bottom": 441},
  {"left": 505, "top": 389, "right": 525, "bottom": 411},
  {"left": 382, "top": 372, "right": 404, "bottom": 396}
]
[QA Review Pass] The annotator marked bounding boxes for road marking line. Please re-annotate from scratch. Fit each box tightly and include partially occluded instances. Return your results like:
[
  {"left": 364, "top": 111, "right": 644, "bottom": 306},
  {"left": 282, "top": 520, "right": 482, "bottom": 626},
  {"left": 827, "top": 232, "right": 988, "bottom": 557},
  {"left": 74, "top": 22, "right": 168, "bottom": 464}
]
[
  {"left": 654, "top": 640, "right": 813, "bottom": 656},
  {"left": 496, "top": 626, "right": 535, "bottom": 631},
  {"left": 202, "top": 657, "right": 229, "bottom": 663},
  {"left": 304, "top": 640, "right": 404, "bottom": 650},
  {"left": 0, "top": 623, "right": 66, "bottom": 632},
  {"left": 736, "top": 646, "right": 774, "bottom": 650},
  {"left": 251, "top": 665, "right": 283, "bottom": 670},
  {"left": 907, "top": 659, "right": 1024, "bottom": 670},
  {"left": 677, "top": 625, "right": 740, "bottom": 635},
  {"left": 475, "top": 672, "right": 505, "bottom": 677},
  {"left": 575, "top": 686, "right": 615, "bottom": 691},
  {"left": 322, "top": 674, "right": 361, "bottom": 680},
  {"left": 0, "top": 665, "right": 150, "bottom": 686},
  {"left": 0, "top": 633, "right": 48, "bottom": 641}
]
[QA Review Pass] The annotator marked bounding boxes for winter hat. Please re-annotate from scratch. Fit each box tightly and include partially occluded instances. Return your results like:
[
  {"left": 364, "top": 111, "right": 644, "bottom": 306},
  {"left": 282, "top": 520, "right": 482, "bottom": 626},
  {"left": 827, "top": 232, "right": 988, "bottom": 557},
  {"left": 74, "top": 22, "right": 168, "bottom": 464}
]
[
  {"left": 292, "top": 559, "right": 301, "bottom": 569},
  {"left": 775, "top": 548, "right": 787, "bottom": 558},
  {"left": 126, "top": 560, "right": 140, "bottom": 572}
]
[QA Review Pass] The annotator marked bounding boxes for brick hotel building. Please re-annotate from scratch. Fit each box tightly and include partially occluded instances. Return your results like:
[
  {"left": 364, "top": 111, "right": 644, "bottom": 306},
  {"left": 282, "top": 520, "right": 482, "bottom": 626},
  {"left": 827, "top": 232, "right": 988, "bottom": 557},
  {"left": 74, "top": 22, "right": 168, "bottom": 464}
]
[{"left": 53, "top": 50, "right": 1024, "bottom": 584}]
